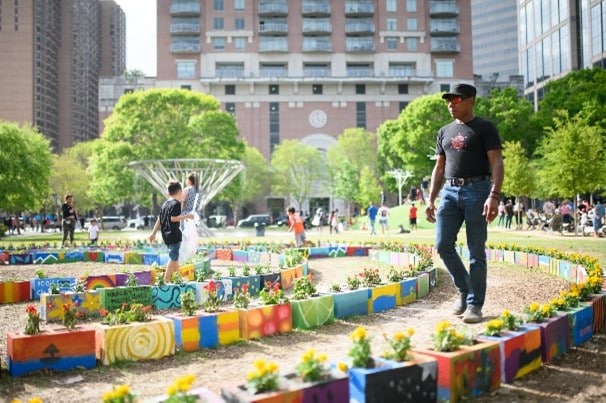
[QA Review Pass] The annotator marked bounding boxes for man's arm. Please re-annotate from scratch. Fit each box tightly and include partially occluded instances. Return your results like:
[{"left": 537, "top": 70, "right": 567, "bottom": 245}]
[
  {"left": 425, "top": 154, "right": 446, "bottom": 223},
  {"left": 149, "top": 217, "right": 160, "bottom": 242},
  {"left": 483, "top": 149, "right": 505, "bottom": 223}
]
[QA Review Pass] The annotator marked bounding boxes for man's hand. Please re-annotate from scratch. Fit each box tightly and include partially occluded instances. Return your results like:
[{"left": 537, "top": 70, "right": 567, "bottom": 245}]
[
  {"left": 425, "top": 203, "right": 436, "bottom": 223},
  {"left": 483, "top": 197, "right": 499, "bottom": 223},
  {"left": 148, "top": 233, "right": 156, "bottom": 243}
]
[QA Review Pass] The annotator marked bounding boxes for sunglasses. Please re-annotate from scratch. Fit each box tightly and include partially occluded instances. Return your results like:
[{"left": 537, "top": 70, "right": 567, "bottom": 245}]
[{"left": 445, "top": 96, "right": 469, "bottom": 105}]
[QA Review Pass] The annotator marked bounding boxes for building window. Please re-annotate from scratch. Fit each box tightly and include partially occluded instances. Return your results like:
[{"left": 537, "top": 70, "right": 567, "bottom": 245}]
[
  {"left": 399, "top": 101, "right": 409, "bottom": 112},
  {"left": 214, "top": 0, "right": 224, "bottom": 11},
  {"left": 406, "top": 37, "right": 418, "bottom": 50},
  {"left": 176, "top": 60, "right": 196, "bottom": 79},
  {"left": 356, "top": 102, "right": 366, "bottom": 129},
  {"left": 398, "top": 84, "right": 409, "bottom": 94},
  {"left": 386, "top": 18, "right": 397, "bottom": 31},
  {"left": 406, "top": 0, "right": 417, "bottom": 12},
  {"left": 355, "top": 84, "right": 366, "bottom": 94},
  {"left": 312, "top": 84, "right": 323, "bottom": 94},
  {"left": 386, "top": 37, "right": 398, "bottom": 50},
  {"left": 440, "top": 84, "right": 450, "bottom": 92},
  {"left": 225, "top": 102, "right": 236, "bottom": 116},
  {"left": 217, "top": 63, "right": 244, "bottom": 77},
  {"left": 225, "top": 85, "right": 235, "bottom": 95},
  {"left": 234, "top": 17, "right": 245, "bottom": 30},
  {"left": 124, "top": 89, "right": 134, "bottom": 94},
  {"left": 435, "top": 60, "right": 454, "bottom": 78},
  {"left": 389, "top": 62, "right": 415, "bottom": 76},
  {"left": 234, "top": 0, "right": 245, "bottom": 10},
  {"left": 213, "top": 37, "right": 226, "bottom": 50},
  {"left": 234, "top": 37, "right": 246, "bottom": 50},
  {"left": 386, "top": 0, "right": 397, "bottom": 12},
  {"left": 214, "top": 17, "right": 224, "bottom": 30},
  {"left": 270, "top": 102, "right": 280, "bottom": 153},
  {"left": 406, "top": 18, "right": 417, "bottom": 31},
  {"left": 269, "top": 84, "right": 279, "bottom": 95},
  {"left": 181, "top": 85, "right": 191, "bottom": 90}
]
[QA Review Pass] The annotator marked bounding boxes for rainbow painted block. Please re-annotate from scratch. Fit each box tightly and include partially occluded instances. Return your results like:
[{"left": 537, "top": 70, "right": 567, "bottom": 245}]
[
  {"left": 84, "top": 274, "right": 124, "bottom": 290},
  {"left": 151, "top": 282, "right": 203, "bottom": 310},
  {"left": 536, "top": 314, "right": 570, "bottom": 362},
  {"left": 40, "top": 291, "right": 101, "bottom": 321},
  {"left": 30, "top": 277, "right": 77, "bottom": 300},
  {"left": 95, "top": 317, "right": 175, "bottom": 365},
  {"left": 0, "top": 280, "right": 31, "bottom": 304},
  {"left": 396, "top": 278, "right": 417, "bottom": 306},
  {"left": 477, "top": 325, "right": 542, "bottom": 383},
  {"left": 32, "top": 252, "right": 59, "bottom": 265},
  {"left": 7, "top": 327, "right": 96, "bottom": 376},
  {"left": 414, "top": 340, "right": 501, "bottom": 402},
  {"left": 83, "top": 250, "right": 105, "bottom": 262},
  {"left": 290, "top": 294, "right": 334, "bottom": 330},
  {"left": 349, "top": 354, "right": 438, "bottom": 403},
  {"left": 367, "top": 283, "right": 397, "bottom": 314},
  {"left": 221, "top": 383, "right": 302, "bottom": 403},
  {"left": 98, "top": 286, "right": 152, "bottom": 312},
  {"left": 332, "top": 288, "right": 369, "bottom": 319},
  {"left": 238, "top": 303, "right": 292, "bottom": 340},
  {"left": 168, "top": 309, "right": 240, "bottom": 351},
  {"left": 561, "top": 304, "right": 593, "bottom": 346}
]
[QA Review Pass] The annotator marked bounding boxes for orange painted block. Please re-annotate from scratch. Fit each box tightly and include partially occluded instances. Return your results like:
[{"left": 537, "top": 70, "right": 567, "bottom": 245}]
[
  {"left": 239, "top": 303, "right": 292, "bottom": 340},
  {"left": 280, "top": 265, "right": 303, "bottom": 291},
  {"left": 0, "top": 280, "right": 31, "bottom": 304},
  {"left": 216, "top": 249, "right": 233, "bottom": 261}
]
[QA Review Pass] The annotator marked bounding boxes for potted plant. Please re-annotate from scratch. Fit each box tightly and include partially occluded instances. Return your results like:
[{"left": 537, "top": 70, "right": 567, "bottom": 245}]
[
  {"left": 553, "top": 289, "right": 593, "bottom": 347},
  {"left": 524, "top": 301, "right": 570, "bottom": 362},
  {"left": 222, "top": 359, "right": 300, "bottom": 402},
  {"left": 290, "top": 275, "right": 334, "bottom": 330}
]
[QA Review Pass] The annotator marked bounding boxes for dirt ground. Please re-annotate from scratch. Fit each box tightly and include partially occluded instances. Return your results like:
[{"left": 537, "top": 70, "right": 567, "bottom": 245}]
[{"left": 0, "top": 257, "right": 605, "bottom": 403}]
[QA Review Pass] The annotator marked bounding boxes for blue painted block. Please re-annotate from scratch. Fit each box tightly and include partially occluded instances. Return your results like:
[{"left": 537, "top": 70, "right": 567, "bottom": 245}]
[
  {"left": 398, "top": 278, "right": 417, "bottom": 305},
  {"left": 564, "top": 304, "right": 594, "bottom": 346},
  {"left": 104, "top": 252, "right": 125, "bottom": 264},
  {"left": 309, "top": 247, "right": 329, "bottom": 258},
  {"left": 30, "top": 277, "right": 77, "bottom": 300},
  {"left": 223, "top": 275, "right": 261, "bottom": 297},
  {"left": 61, "top": 251, "right": 84, "bottom": 263},
  {"left": 368, "top": 283, "right": 398, "bottom": 314},
  {"left": 232, "top": 250, "right": 248, "bottom": 262},
  {"left": 332, "top": 289, "right": 369, "bottom": 319},
  {"left": 158, "top": 254, "right": 169, "bottom": 266},
  {"left": 152, "top": 283, "right": 200, "bottom": 310},
  {"left": 8, "top": 354, "right": 96, "bottom": 377},
  {"left": 247, "top": 251, "right": 261, "bottom": 263},
  {"left": 199, "top": 314, "right": 219, "bottom": 348},
  {"left": 558, "top": 261, "right": 571, "bottom": 281},
  {"left": 143, "top": 253, "right": 160, "bottom": 265}
]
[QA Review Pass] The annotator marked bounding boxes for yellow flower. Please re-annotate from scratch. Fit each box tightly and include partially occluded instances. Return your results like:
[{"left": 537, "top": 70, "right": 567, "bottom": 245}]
[
  {"left": 350, "top": 326, "right": 367, "bottom": 341},
  {"left": 435, "top": 320, "right": 451, "bottom": 333},
  {"left": 301, "top": 348, "right": 315, "bottom": 362},
  {"left": 167, "top": 384, "right": 178, "bottom": 397},
  {"left": 253, "top": 358, "right": 266, "bottom": 371},
  {"left": 246, "top": 371, "right": 256, "bottom": 381},
  {"left": 317, "top": 353, "right": 328, "bottom": 362},
  {"left": 29, "top": 399, "right": 43, "bottom": 403},
  {"left": 266, "top": 361, "right": 279, "bottom": 373},
  {"left": 114, "top": 384, "right": 131, "bottom": 398},
  {"left": 501, "top": 309, "right": 511, "bottom": 317},
  {"left": 337, "top": 362, "right": 349, "bottom": 372},
  {"left": 393, "top": 331, "right": 405, "bottom": 341},
  {"left": 529, "top": 302, "right": 540, "bottom": 312},
  {"left": 101, "top": 391, "right": 114, "bottom": 402},
  {"left": 406, "top": 328, "right": 415, "bottom": 337}
]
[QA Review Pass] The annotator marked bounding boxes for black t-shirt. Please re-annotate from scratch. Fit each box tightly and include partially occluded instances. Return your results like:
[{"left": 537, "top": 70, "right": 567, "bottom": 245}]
[
  {"left": 159, "top": 198, "right": 182, "bottom": 245},
  {"left": 436, "top": 117, "right": 502, "bottom": 178}
]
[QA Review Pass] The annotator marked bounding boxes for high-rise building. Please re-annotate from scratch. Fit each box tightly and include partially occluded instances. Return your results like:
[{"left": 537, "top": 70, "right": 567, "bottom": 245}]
[
  {"left": 471, "top": 0, "right": 519, "bottom": 82},
  {"left": 100, "top": 0, "right": 127, "bottom": 77},
  {"left": 518, "top": 0, "right": 606, "bottom": 108},
  {"left": 156, "top": 0, "right": 475, "bottom": 160},
  {"left": 0, "top": 0, "right": 125, "bottom": 151}
]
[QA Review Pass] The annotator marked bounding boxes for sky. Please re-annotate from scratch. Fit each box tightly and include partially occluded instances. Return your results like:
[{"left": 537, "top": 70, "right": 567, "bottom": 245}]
[{"left": 114, "top": 0, "right": 157, "bottom": 76}]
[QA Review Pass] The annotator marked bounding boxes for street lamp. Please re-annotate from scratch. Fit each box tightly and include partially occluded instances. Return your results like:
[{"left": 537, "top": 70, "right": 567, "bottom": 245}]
[{"left": 388, "top": 169, "right": 411, "bottom": 206}]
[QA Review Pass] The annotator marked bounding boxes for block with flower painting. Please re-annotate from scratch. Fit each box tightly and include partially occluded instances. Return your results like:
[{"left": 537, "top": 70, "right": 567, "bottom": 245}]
[{"left": 40, "top": 290, "right": 101, "bottom": 322}]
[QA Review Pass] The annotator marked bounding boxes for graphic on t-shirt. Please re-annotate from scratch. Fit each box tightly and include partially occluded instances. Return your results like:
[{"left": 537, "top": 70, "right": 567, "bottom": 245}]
[{"left": 451, "top": 133, "right": 466, "bottom": 151}]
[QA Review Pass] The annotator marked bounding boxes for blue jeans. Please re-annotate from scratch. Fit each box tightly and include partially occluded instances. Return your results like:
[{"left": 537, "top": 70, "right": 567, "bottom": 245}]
[{"left": 435, "top": 180, "right": 491, "bottom": 308}]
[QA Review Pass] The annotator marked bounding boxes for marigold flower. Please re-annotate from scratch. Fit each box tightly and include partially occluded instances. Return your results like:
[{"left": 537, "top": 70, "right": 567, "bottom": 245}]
[{"left": 337, "top": 362, "right": 349, "bottom": 372}]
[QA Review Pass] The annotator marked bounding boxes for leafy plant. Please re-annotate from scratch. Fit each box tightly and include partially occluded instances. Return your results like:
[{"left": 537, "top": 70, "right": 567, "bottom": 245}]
[
  {"left": 171, "top": 273, "right": 184, "bottom": 285},
  {"left": 359, "top": 268, "right": 381, "bottom": 288},
  {"left": 253, "top": 264, "right": 265, "bottom": 275},
  {"left": 242, "top": 265, "right": 251, "bottom": 276},
  {"left": 126, "top": 272, "right": 139, "bottom": 287},
  {"left": 62, "top": 300, "right": 79, "bottom": 330},
  {"left": 483, "top": 319, "right": 505, "bottom": 337},
  {"left": 155, "top": 271, "right": 166, "bottom": 286},
  {"left": 259, "top": 281, "right": 286, "bottom": 305},
  {"left": 233, "top": 284, "right": 251, "bottom": 309},
  {"left": 164, "top": 373, "right": 198, "bottom": 403},
  {"left": 386, "top": 267, "right": 404, "bottom": 283},
  {"left": 296, "top": 348, "right": 328, "bottom": 382},
  {"left": 100, "top": 303, "right": 152, "bottom": 326},
  {"left": 73, "top": 277, "right": 86, "bottom": 293},
  {"left": 499, "top": 309, "right": 523, "bottom": 331},
  {"left": 25, "top": 304, "right": 41, "bottom": 335},
  {"left": 348, "top": 326, "right": 372, "bottom": 368},
  {"left": 35, "top": 269, "right": 47, "bottom": 279},
  {"left": 246, "top": 359, "right": 280, "bottom": 394},
  {"left": 50, "top": 283, "right": 60, "bottom": 294},
  {"left": 291, "top": 275, "right": 316, "bottom": 300},
  {"left": 102, "top": 384, "right": 137, "bottom": 403},
  {"left": 347, "top": 276, "right": 361, "bottom": 290},
  {"left": 227, "top": 265, "right": 236, "bottom": 277},
  {"left": 330, "top": 284, "right": 342, "bottom": 293},
  {"left": 381, "top": 329, "right": 415, "bottom": 362},
  {"left": 431, "top": 321, "right": 472, "bottom": 352},
  {"left": 283, "top": 250, "right": 303, "bottom": 268},
  {"left": 181, "top": 290, "right": 198, "bottom": 316},
  {"left": 202, "top": 280, "right": 222, "bottom": 312}
]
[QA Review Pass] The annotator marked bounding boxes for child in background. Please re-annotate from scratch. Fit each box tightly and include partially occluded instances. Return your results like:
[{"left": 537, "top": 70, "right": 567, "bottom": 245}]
[
  {"left": 88, "top": 219, "right": 99, "bottom": 246},
  {"left": 287, "top": 206, "right": 306, "bottom": 247}
]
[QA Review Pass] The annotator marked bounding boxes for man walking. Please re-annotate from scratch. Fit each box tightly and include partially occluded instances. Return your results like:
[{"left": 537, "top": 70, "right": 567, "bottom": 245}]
[
  {"left": 425, "top": 84, "right": 504, "bottom": 324},
  {"left": 367, "top": 202, "right": 378, "bottom": 235}
]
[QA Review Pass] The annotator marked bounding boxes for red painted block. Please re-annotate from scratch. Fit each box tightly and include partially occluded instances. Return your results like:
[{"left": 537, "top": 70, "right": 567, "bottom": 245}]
[{"left": 0, "top": 280, "right": 31, "bottom": 304}]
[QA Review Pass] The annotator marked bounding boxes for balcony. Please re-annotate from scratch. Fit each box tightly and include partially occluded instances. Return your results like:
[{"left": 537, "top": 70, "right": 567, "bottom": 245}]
[
  {"left": 216, "top": 68, "right": 244, "bottom": 78},
  {"left": 259, "top": 38, "right": 289, "bottom": 52},
  {"left": 258, "top": 2, "right": 288, "bottom": 16},
  {"left": 429, "top": 1, "right": 458, "bottom": 17},
  {"left": 344, "top": 1, "right": 374, "bottom": 16},
  {"left": 346, "top": 67, "right": 372, "bottom": 77},
  {"left": 170, "top": 23, "right": 201, "bottom": 35},
  {"left": 345, "top": 21, "right": 375, "bottom": 34},
  {"left": 170, "top": 42, "right": 201, "bottom": 54},
  {"left": 429, "top": 21, "right": 459, "bottom": 36},
  {"left": 345, "top": 38, "right": 375, "bottom": 53},
  {"left": 169, "top": 2, "right": 200, "bottom": 16},
  {"left": 302, "top": 20, "right": 332, "bottom": 34},
  {"left": 260, "top": 67, "right": 288, "bottom": 78},
  {"left": 303, "top": 66, "right": 330, "bottom": 77},
  {"left": 302, "top": 38, "right": 332, "bottom": 52},
  {"left": 302, "top": 1, "right": 331, "bottom": 15},
  {"left": 430, "top": 39, "right": 460, "bottom": 53},
  {"left": 259, "top": 22, "right": 288, "bottom": 34}
]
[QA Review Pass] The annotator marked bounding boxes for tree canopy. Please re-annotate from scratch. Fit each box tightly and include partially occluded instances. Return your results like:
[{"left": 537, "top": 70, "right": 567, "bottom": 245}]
[
  {"left": 89, "top": 89, "right": 245, "bottom": 206},
  {"left": 0, "top": 121, "right": 53, "bottom": 212},
  {"left": 501, "top": 141, "right": 535, "bottom": 199}
]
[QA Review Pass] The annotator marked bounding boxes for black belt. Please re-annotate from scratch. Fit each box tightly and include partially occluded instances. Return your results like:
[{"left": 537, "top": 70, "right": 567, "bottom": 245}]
[{"left": 446, "top": 175, "right": 490, "bottom": 186}]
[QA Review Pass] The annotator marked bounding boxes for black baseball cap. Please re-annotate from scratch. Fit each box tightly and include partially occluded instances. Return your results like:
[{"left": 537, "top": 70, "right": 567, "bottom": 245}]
[{"left": 442, "top": 84, "right": 477, "bottom": 100}]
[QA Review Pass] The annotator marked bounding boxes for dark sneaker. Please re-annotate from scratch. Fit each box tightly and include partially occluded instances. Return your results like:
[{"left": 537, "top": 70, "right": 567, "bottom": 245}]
[
  {"left": 452, "top": 292, "right": 468, "bottom": 315},
  {"left": 462, "top": 306, "right": 483, "bottom": 323}
]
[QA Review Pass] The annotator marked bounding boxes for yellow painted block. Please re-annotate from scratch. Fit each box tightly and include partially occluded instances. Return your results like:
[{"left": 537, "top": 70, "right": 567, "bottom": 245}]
[{"left": 218, "top": 310, "right": 240, "bottom": 345}]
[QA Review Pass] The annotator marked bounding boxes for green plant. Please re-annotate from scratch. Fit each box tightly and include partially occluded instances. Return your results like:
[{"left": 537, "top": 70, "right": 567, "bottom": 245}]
[
  {"left": 164, "top": 373, "right": 198, "bottom": 403},
  {"left": 100, "top": 303, "right": 152, "bottom": 326},
  {"left": 73, "top": 277, "right": 85, "bottom": 293},
  {"left": 524, "top": 302, "right": 554, "bottom": 323},
  {"left": 227, "top": 265, "right": 236, "bottom": 277},
  {"left": 347, "top": 276, "right": 361, "bottom": 290},
  {"left": 386, "top": 267, "right": 404, "bottom": 283},
  {"left": 25, "top": 304, "right": 41, "bottom": 335},
  {"left": 194, "top": 269, "right": 206, "bottom": 282},
  {"left": 35, "top": 269, "right": 46, "bottom": 279},
  {"left": 330, "top": 284, "right": 342, "bottom": 293},
  {"left": 62, "top": 300, "right": 79, "bottom": 330},
  {"left": 348, "top": 326, "right": 372, "bottom": 368},
  {"left": 381, "top": 328, "right": 415, "bottom": 362},
  {"left": 181, "top": 290, "right": 198, "bottom": 316},
  {"left": 246, "top": 359, "right": 280, "bottom": 394},
  {"left": 296, "top": 348, "right": 328, "bottom": 382},
  {"left": 50, "top": 283, "right": 60, "bottom": 294},
  {"left": 431, "top": 320, "right": 472, "bottom": 352},
  {"left": 283, "top": 250, "right": 303, "bottom": 268},
  {"left": 233, "top": 283, "right": 251, "bottom": 309},
  {"left": 259, "top": 281, "right": 286, "bottom": 305},
  {"left": 242, "top": 265, "right": 251, "bottom": 276},
  {"left": 291, "top": 275, "right": 316, "bottom": 300},
  {"left": 126, "top": 272, "right": 139, "bottom": 287},
  {"left": 253, "top": 264, "right": 264, "bottom": 275},
  {"left": 202, "top": 280, "right": 222, "bottom": 312},
  {"left": 359, "top": 268, "right": 381, "bottom": 288},
  {"left": 499, "top": 309, "right": 523, "bottom": 331},
  {"left": 483, "top": 319, "right": 505, "bottom": 337},
  {"left": 102, "top": 384, "right": 137, "bottom": 403},
  {"left": 155, "top": 271, "right": 166, "bottom": 286},
  {"left": 172, "top": 272, "right": 185, "bottom": 285}
]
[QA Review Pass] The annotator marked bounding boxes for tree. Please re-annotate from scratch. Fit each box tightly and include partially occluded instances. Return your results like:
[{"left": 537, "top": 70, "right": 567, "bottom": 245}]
[
  {"left": 326, "top": 128, "right": 377, "bottom": 175},
  {"left": 356, "top": 166, "right": 382, "bottom": 209},
  {"left": 534, "top": 110, "right": 605, "bottom": 198},
  {"left": 332, "top": 161, "right": 359, "bottom": 215},
  {"left": 89, "top": 89, "right": 245, "bottom": 206},
  {"left": 219, "top": 145, "right": 270, "bottom": 223},
  {"left": 0, "top": 121, "right": 53, "bottom": 212},
  {"left": 270, "top": 140, "right": 326, "bottom": 210},
  {"left": 475, "top": 87, "right": 541, "bottom": 154},
  {"left": 501, "top": 141, "right": 536, "bottom": 216}
]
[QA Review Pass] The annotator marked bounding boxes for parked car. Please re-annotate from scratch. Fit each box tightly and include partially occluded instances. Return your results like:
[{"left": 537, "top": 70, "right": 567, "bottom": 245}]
[
  {"left": 126, "top": 215, "right": 155, "bottom": 230},
  {"left": 237, "top": 214, "right": 271, "bottom": 228},
  {"left": 274, "top": 214, "right": 289, "bottom": 227},
  {"left": 207, "top": 215, "right": 227, "bottom": 228},
  {"left": 99, "top": 216, "right": 127, "bottom": 230}
]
